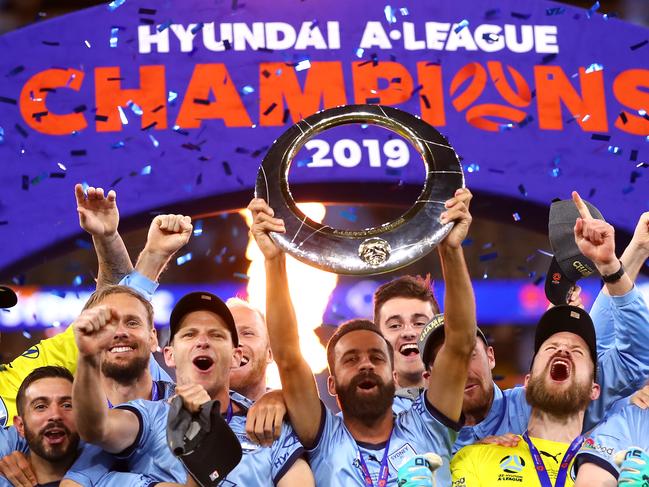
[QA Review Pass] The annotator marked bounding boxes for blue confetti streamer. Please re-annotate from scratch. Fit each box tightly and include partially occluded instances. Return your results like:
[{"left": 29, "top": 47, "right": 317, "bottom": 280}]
[
  {"left": 608, "top": 146, "right": 622, "bottom": 155},
  {"left": 84, "top": 40, "right": 91, "bottom": 48},
  {"left": 0, "top": 126, "right": 4, "bottom": 144},
  {"left": 176, "top": 252, "right": 193, "bottom": 266},
  {"left": 23, "top": 330, "right": 32, "bottom": 339},
  {"left": 241, "top": 85, "right": 255, "bottom": 95},
  {"left": 454, "top": 19, "right": 469, "bottom": 33},
  {"left": 57, "top": 162, "right": 67, "bottom": 171},
  {"left": 148, "top": 134, "right": 159, "bottom": 148},
  {"left": 512, "top": 212, "right": 521, "bottom": 222},
  {"left": 157, "top": 20, "right": 172, "bottom": 32},
  {"left": 587, "top": 1, "right": 600, "bottom": 18},
  {"left": 466, "top": 163, "right": 480, "bottom": 173},
  {"left": 536, "top": 249, "right": 553, "bottom": 257},
  {"left": 550, "top": 167, "right": 561, "bottom": 177},
  {"left": 128, "top": 101, "right": 143, "bottom": 115},
  {"left": 110, "top": 27, "right": 119, "bottom": 48},
  {"left": 112, "top": 141, "right": 125, "bottom": 149},
  {"left": 141, "top": 165, "right": 152, "bottom": 175},
  {"left": 193, "top": 220, "right": 203, "bottom": 237},
  {"left": 295, "top": 59, "right": 311, "bottom": 71},
  {"left": 585, "top": 63, "right": 603, "bottom": 73},
  {"left": 107, "top": 0, "right": 127, "bottom": 11},
  {"left": 546, "top": 7, "right": 566, "bottom": 15},
  {"left": 340, "top": 209, "right": 358, "bottom": 222},
  {"left": 73, "top": 275, "right": 82, "bottom": 286},
  {"left": 355, "top": 47, "right": 365, "bottom": 58},
  {"left": 384, "top": 5, "right": 397, "bottom": 24},
  {"left": 399, "top": 7, "right": 409, "bottom": 16},
  {"left": 168, "top": 91, "right": 178, "bottom": 103}
]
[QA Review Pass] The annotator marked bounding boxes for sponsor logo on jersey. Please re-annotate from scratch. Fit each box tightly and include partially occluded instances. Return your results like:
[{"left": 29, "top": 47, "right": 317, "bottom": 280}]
[{"left": 21, "top": 347, "right": 40, "bottom": 359}]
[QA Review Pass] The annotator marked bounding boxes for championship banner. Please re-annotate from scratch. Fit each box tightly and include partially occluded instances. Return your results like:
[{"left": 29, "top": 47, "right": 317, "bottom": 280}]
[{"left": 0, "top": 0, "right": 646, "bottom": 274}]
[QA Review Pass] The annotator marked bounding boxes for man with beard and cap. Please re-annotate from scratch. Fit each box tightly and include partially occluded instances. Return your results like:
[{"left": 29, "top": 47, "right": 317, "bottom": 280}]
[
  {"left": 387, "top": 193, "right": 649, "bottom": 453},
  {"left": 247, "top": 187, "right": 476, "bottom": 486},
  {"left": 71, "top": 290, "right": 314, "bottom": 486},
  {"left": 451, "top": 304, "right": 600, "bottom": 487}
]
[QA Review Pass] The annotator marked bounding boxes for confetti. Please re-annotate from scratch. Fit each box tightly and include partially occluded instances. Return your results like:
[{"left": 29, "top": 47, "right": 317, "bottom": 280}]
[
  {"left": 630, "top": 150, "right": 638, "bottom": 162},
  {"left": 193, "top": 220, "right": 203, "bottom": 237},
  {"left": 546, "top": 7, "right": 566, "bottom": 15},
  {"left": 550, "top": 167, "right": 561, "bottom": 177},
  {"left": 176, "top": 252, "right": 193, "bottom": 266},
  {"left": 157, "top": 20, "right": 172, "bottom": 32},
  {"left": 355, "top": 48, "right": 364, "bottom": 58},
  {"left": 485, "top": 8, "right": 501, "bottom": 20},
  {"left": 148, "top": 134, "right": 159, "bottom": 148},
  {"left": 241, "top": 85, "right": 255, "bottom": 95},
  {"left": 140, "top": 165, "right": 152, "bottom": 175},
  {"left": 6, "top": 66, "right": 25, "bottom": 77},
  {"left": 74, "top": 238, "right": 92, "bottom": 249},
  {"left": 57, "top": 162, "right": 67, "bottom": 171},
  {"left": 191, "top": 23, "right": 204, "bottom": 35},
  {"left": 295, "top": 59, "right": 311, "bottom": 71},
  {"left": 511, "top": 12, "right": 531, "bottom": 20},
  {"left": 591, "top": 133, "right": 610, "bottom": 141},
  {"left": 399, "top": 8, "right": 409, "bottom": 16},
  {"left": 466, "top": 163, "right": 480, "bottom": 173},
  {"left": 454, "top": 19, "right": 469, "bottom": 34},
  {"left": 607, "top": 145, "right": 622, "bottom": 155},
  {"left": 107, "top": 0, "right": 127, "bottom": 11},
  {"left": 518, "top": 184, "right": 528, "bottom": 196},
  {"left": 128, "top": 101, "right": 143, "bottom": 116},
  {"left": 22, "top": 331, "right": 32, "bottom": 339},
  {"left": 512, "top": 212, "right": 521, "bottom": 222},
  {"left": 584, "top": 63, "right": 603, "bottom": 74},
  {"left": 117, "top": 106, "right": 129, "bottom": 125},
  {"left": 84, "top": 40, "right": 91, "bottom": 48},
  {"left": 110, "top": 27, "right": 120, "bottom": 48},
  {"left": 537, "top": 249, "right": 553, "bottom": 257},
  {"left": 384, "top": 5, "right": 397, "bottom": 24},
  {"left": 73, "top": 275, "right": 83, "bottom": 286},
  {"left": 0, "top": 126, "right": 4, "bottom": 144},
  {"left": 233, "top": 273, "right": 250, "bottom": 281},
  {"left": 168, "top": 91, "right": 178, "bottom": 103},
  {"left": 482, "top": 33, "right": 500, "bottom": 43},
  {"left": 587, "top": 1, "right": 600, "bottom": 18},
  {"left": 112, "top": 141, "right": 125, "bottom": 149},
  {"left": 630, "top": 40, "right": 648, "bottom": 51},
  {"left": 340, "top": 209, "right": 357, "bottom": 222}
]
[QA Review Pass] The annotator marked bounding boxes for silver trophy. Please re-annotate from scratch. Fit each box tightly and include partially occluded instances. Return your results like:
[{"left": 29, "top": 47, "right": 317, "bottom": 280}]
[{"left": 255, "top": 104, "right": 464, "bottom": 275}]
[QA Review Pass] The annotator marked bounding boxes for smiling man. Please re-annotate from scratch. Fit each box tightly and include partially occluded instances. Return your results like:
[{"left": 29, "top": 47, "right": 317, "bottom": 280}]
[{"left": 451, "top": 305, "right": 600, "bottom": 487}]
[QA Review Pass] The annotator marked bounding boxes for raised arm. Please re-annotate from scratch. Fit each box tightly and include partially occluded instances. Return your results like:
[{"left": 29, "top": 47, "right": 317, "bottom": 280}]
[
  {"left": 75, "top": 184, "right": 133, "bottom": 289},
  {"left": 72, "top": 306, "right": 140, "bottom": 453},
  {"left": 426, "top": 188, "right": 477, "bottom": 422},
  {"left": 248, "top": 198, "right": 322, "bottom": 447},
  {"left": 133, "top": 214, "right": 193, "bottom": 283}
]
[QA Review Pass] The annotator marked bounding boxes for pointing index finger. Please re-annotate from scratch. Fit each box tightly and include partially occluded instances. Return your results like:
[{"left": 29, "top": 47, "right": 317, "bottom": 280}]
[{"left": 572, "top": 191, "right": 592, "bottom": 220}]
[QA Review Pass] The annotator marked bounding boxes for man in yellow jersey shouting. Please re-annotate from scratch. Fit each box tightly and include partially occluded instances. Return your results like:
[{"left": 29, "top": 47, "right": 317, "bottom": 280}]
[{"left": 450, "top": 304, "right": 599, "bottom": 487}]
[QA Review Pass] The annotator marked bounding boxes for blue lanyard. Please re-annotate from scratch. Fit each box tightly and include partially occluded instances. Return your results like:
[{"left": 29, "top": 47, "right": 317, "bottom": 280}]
[
  {"left": 357, "top": 431, "right": 392, "bottom": 487},
  {"left": 522, "top": 432, "right": 583, "bottom": 487},
  {"left": 107, "top": 381, "right": 159, "bottom": 409}
]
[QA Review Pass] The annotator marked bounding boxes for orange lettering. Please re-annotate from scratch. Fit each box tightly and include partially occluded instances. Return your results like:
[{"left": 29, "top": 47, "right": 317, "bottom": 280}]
[
  {"left": 352, "top": 61, "right": 413, "bottom": 106},
  {"left": 95, "top": 65, "right": 167, "bottom": 132},
  {"left": 613, "top": 69, "right": 649, "bottom": 135},
  {"left": 175, "top": 64, "right": 252, "bottom": 128},
  {"left": 19, "top": 68, "right": 86, "bottom": 135},
  {"left": 416, "top": 62, "right": 446, "bottom": 127},
  {"left": 535, "top": 66, "right": 607, "bottom": 131},
  {"left": 259, "top": 62, "right": 347, "bottom": 126}
]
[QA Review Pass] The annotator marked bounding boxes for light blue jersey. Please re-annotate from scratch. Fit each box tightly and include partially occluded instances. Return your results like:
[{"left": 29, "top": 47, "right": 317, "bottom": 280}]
[
  {"left": 0, "top": 426, "right": 27, "bottom": 457},
  {"left": 575, "top": 403, "right": 649, "bottom": 481},
  {"left": 308, "top": 392, "right": 460, "bottom": 486},
  {"left": 109, "top": 392, "right": 304, "bottom": 485}
]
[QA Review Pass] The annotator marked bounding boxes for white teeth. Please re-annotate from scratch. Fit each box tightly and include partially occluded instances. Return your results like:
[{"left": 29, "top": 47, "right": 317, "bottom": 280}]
[
  {"left": 110, "top": 346, "right": 133, "bottom": 353},
  {"left": 240, "top": 357, "right": 250, "bottom": 365},
  {"left": 399, "top": 344, "right": 419, "bottom": 353}
]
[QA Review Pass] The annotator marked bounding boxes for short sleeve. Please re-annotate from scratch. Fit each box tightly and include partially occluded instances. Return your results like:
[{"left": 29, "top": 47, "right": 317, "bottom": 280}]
[{"left": 270, "top": 422, "right": 305, "bottom": 484}]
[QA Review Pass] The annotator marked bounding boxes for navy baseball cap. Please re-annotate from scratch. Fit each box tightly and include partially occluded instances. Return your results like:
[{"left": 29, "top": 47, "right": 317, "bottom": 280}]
[
  {"left": 545, "top": 198, "right": 603, "bottom": 305},
  {"left": 169, "top": 292, "right": 238, "bottom": 347},
  {"left": 532, "top": 305, "right": 597, "bottom": 376}
]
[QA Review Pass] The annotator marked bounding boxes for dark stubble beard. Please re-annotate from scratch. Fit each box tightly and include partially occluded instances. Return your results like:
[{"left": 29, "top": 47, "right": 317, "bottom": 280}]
[
  {"left": 526, "top": 372, "right": 592, "bottom": 417},
  {"left": 101, "top": 354, "right": 149, "bottom": 385},
  {"left": 25, "top": 421, "right": 79, "bottom": 463},
  {"left": 336, "top": 372, "right": 396, "bottom": 426}
]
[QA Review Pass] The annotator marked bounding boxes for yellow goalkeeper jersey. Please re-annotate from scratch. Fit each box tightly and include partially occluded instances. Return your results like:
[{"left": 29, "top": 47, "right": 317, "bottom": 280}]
[
  {"left": 0, "top": 325, "right": 78, "bottom": 427},
  {"left": 451, "top": 435, "right": 576, "bottom": 487}
]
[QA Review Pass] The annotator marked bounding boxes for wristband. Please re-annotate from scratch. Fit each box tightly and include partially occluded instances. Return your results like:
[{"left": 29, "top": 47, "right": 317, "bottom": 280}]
[{"left": 601, "top": 261, "right": 625, "bottom": 283}]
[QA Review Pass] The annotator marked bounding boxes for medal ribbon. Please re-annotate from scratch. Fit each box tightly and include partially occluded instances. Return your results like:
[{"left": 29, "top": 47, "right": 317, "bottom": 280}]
[{"left": 522, "top": 432, "right": 583, "bottom": 487}]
